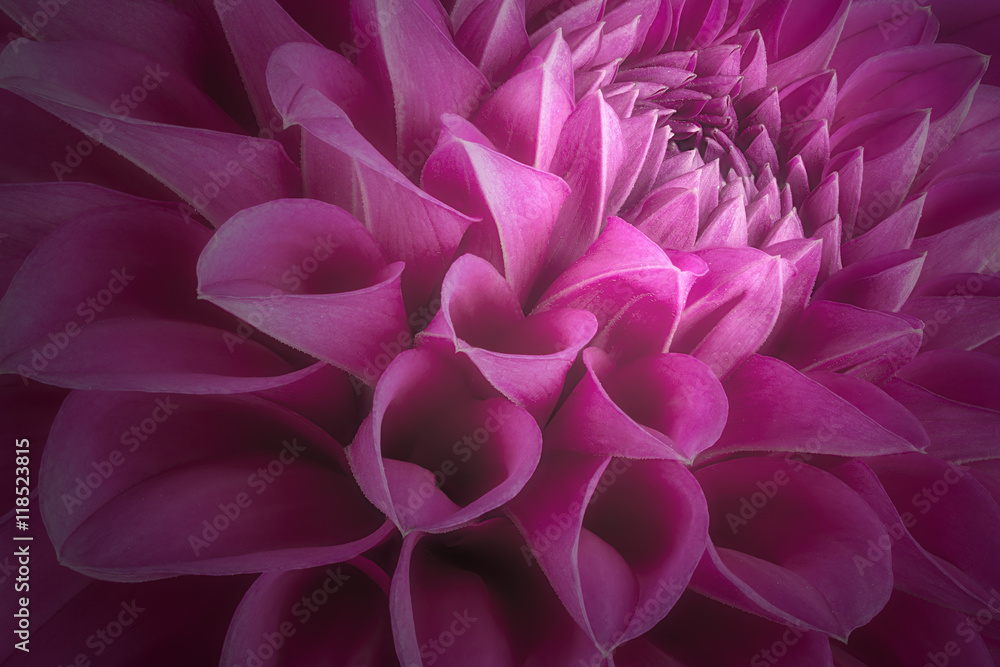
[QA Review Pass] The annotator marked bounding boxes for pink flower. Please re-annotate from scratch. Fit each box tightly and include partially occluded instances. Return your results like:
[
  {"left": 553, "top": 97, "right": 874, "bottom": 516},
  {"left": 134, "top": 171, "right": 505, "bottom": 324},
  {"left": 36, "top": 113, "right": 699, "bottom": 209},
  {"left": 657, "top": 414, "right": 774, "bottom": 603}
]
[{"left": 2, "top": 0, "right": 1000, "bottom": 665}]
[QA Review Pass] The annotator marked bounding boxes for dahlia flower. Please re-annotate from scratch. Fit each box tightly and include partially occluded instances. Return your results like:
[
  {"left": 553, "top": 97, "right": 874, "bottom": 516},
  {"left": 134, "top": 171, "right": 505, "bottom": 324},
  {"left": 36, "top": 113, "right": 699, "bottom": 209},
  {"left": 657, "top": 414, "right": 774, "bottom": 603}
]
[{"left": 2, "top": 0, "right": 1000, "bottom": 664}]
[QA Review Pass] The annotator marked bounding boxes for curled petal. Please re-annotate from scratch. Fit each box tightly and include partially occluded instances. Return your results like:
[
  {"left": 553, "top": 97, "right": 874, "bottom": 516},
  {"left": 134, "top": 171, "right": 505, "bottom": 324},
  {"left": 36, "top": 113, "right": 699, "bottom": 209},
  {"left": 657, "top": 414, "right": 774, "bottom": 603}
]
[
  {"left": 0, "top": 40, "right": 299, "bottom": 228},
  {"left": 902, "top": 273, "right": 1000, "bottom": 352},
  {"left": 391, "top": 518, "right": 597, "bottom": 667},
  {"left": 692, "top": 457, "right": 893, "bottom": 640},
  {"left": 222, "top": 559, "right": 398, "bottom": 666},
  {"left": 267, "top": 43, "right": 475, "bottom": 307},
  {"left": 473, "top": 29, "right": 575, "bottom": 171},
  {"left": 542, "top": 90, "right": 626, "bottom": 280},
  {"left": 454, "top": 0, "right": 530, "bottom": 83},
  {"left": 508, "top": 451, "right": 709, "bottom": 651},
  {"left": 671, "top": 246, "right": 784, "bottom": 378},
  {"left": 197, "top": 198, "right": 409, "bottom": 384},
  {"left": 422, "top": 115, "right": 571, "bottom": 304},
  {"left": 39, "top": 391, "right": 390, "bottom": 579},
  {"left": 351, "top": 0, "right": 490, "bottom": 170},
  {"left": 0, "top": 203, "right": 315, "bottom": 392},
  {"left": 346, "top": 349, "right": 542, "bottom": 533},
  {"left": 545, "top": 347, "right": 728, "bottom": 462},
  {"left": 843, "top": 590, "right": 996, "bottom": 667},
  {"left": 535, "top": 217, "right": 706, "bottom": 363},
  {"left": 419, "top": 254, "right": 596, "bottom": 421}
]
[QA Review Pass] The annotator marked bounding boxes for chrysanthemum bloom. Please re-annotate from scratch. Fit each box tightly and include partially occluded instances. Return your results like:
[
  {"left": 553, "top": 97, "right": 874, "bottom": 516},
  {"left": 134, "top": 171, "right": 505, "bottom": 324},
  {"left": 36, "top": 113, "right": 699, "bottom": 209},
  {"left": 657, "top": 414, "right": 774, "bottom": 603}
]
[{"left": 2, "top": 0, "right": 1000, "bottom": 664}]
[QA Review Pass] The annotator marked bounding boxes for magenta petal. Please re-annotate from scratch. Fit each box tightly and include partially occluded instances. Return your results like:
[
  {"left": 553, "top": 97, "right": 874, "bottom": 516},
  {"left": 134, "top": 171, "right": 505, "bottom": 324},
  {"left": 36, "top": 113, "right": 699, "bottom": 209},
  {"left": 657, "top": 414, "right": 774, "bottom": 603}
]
[
  {"left": 833, "top": 458, "right": 999, "bottom": 615},
  {"left": 473, "top": 29, "right": 575, "bottom": 171},
  {"left": 535, "top": 217, "right": 706, "bottom": 362},
  {"left": 0, "top": 203, "right": 315, "bottom": 392},
  {"left": 671, "top": 246, "right": 784, "bottom": 378},
  {"left": 267, "top": 43, "right": 475, "bottom": 307},
  {"left": 864, "top": 453, "right": 1000, "bottom": 600},
  {"left": 812, "top": 250, "right": 926, "bottom": 313},
  {"left": 0, "top": 0, "right": 205, "bottom": 81},
  {"left": 419, "top": 254, "right": 596, "bottom": 421},
  {"left": 508, "top": 451, "right": 709, "bottom": 651},
  {"left": 692, "top": 457, "right": 892, "bottom": 640},
  {"left": 0, "top": 41, "right": 299, "bottom": 228},
  {"left": 830, "top": 0, "right": 939, "bottom": 82},
  {"left": 842, "top": 195, "right": 925, "bottom": 266},
  {"left": 346, "top": 349, "right": 542, "bottom": 533},
  {"left": 779, "top": 300, "right": 924, "bottom": 383},
  {"left": 835, "top": 44, "right": 988, "bottom": 167},
  {"left": 911, "top": 211, "right": 1000, "bottom": 286},
  {"left": 454, "top": 0, "right": 530, "bottom": 83},
  {"left": 216, "top": 0, "right": 318, "bottom": 133},
  {"left": 222, "top": 559, "right": 398, "bottom": 666},
  {"left": 391, "top": 518, "right": 597, "bottom": 667},
  {"left": 197, "top": 198, "right": 409, "bottom": 383},
  {"left": 545, "top": 347, "right": 728, "bottom": 461},
  {"left": 634, "top": 591, "right": 836, "bottom": 667},
  {"left": 422, "top": 115, "right": 571, "bottom": 303},
  {"left": 352, "top": 0, "right": 490, "bottom": 169},
  {"left": 710, "top": 354, "right": 924, "bottom": 458},
  {"left": 844, "top": 590, "right": 996, "bottom": 667},
  {"left": 884, "top": 349, "right": 1000, "bottom": 463},
  {"left": 542, "top": 90, "right": 626, "bottom": 279},
  {"left": 902, "top": 273, "right": 1000, "bottom": 352},
  {"left": 40, "top": 391, "right": 390, "bottom": 579}
]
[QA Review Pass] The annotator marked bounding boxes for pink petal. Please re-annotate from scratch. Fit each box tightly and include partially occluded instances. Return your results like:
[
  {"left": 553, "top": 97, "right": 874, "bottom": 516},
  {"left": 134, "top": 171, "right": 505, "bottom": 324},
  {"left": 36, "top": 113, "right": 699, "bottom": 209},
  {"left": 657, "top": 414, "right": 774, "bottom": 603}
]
[
  {"left": 197, "top": 198, "right": 409, "bottom": 384},
  {"left": 902, "top": 273, "right": 1000, "bottom": 352},
  {"left": 222, "top": 559, "right": 398, "bottom": 666},
  {"left": 692, "top": 457, "right": 893, "bottom": 640},
  {"left": 472, "top": 29, "right": 575, "bottom": 171},
  {"left": 455, "top": 0, "right": 530, "bottom": 83},
  {"left": 535, "top": 217, "right": 706, "bottom": 363},
  {"left": 419, "top": 254, "right": 596, "bottom": 421},
  {"left": 545, "top": 347, "right": 728, "bottom": 462},
  {"left": 812, "top": 250, "right": 927, "bottom": 312},
  {"left": 216, "top": 0, "right": 318, "bottom": 136},
  {"left": 40, "top": 391, "right": 390, "bottom": 579},
  {"left": 507, "top": 451, "right": 709, "bottom": 651},
  {"left": 267, "top": 43, "right": 475, "bottom": 307},
  {"left": 0, "top": 40, "right": 299, "bottom": 228},
  {"left": 0, "top": 203, "right": 318, "bottom": 392},
  {"left": 352, "top": 0, "right": 490, "bottom": 170},
  {"left": 541, "top": 90, "right": 625, "bottom": 280},
  {"left": 346, "top": 348, "right": 542, "bottom": 533},
  {"left": 710, "top": 354, "right": 925, "bottom": 459},
  {"left": 422, "top": 115, "right": 571, "bottom": 304},
  {"left": 391, "top": 518, "right": 597, "bottom": 667},
  {"left": 830, "top": 0, "right": 939, "bottom": 82},
  {"left": 778, "top": 300, "right": 924, "bottom": 383},
  {"left": 884, "top": 349, "right": 1000, "bottom": 463},
  {"left": 671, "top": 247, "right": 784, "bottom": 378}
]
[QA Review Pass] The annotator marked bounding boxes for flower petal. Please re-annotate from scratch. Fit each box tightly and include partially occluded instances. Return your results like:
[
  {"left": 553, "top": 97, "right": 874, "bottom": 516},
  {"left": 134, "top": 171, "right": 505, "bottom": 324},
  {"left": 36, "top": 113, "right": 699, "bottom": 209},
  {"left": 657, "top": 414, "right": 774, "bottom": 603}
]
[
  {"left": 545, "top": 347, "right": 728, "bottom": 462},
  {"left": 692, "top": 457, "right": 893, "bottom": 640},
  {"left": 419, "top": 254, "right": 596, "bottom": 422},
  {"left": 197, "top": 198, "right": 408, "bottom": 384},
  {"left": 346, "top": 348, "right": 542, "bottom": 533},
  {"left": 40, "top": 391, "right": 390, "bottom": 579}
]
